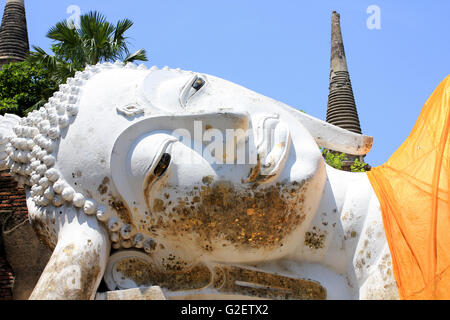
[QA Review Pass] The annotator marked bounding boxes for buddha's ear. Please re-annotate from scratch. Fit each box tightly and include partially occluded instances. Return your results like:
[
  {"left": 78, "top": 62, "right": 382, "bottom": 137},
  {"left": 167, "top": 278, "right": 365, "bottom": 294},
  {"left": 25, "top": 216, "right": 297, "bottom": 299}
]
[
  {"left": 246, "top": 114, "right": 291, "bottom": 183},
  {"left": 281, "top": 106, "right": 373, "bottom": 156}
]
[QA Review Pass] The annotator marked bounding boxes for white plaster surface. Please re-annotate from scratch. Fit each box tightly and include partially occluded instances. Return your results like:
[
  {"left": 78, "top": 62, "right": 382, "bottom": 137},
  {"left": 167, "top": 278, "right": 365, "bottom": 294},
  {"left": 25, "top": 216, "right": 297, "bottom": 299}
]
[{"left": 0, "top": 62, "right": 396, "bottom": 300}]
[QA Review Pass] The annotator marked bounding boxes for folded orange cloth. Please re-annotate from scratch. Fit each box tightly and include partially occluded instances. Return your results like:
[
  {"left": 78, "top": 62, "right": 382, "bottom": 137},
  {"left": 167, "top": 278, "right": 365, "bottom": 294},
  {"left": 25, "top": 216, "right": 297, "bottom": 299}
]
[{"left": 367, "top": 75, "right": 449, "bottom": 299}]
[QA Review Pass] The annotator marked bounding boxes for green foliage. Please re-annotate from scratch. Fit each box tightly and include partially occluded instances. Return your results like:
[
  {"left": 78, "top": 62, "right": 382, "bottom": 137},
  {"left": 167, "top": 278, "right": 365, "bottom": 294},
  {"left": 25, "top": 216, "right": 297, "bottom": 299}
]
[
  {"left": 350, "top": 158, "right": 369, "bottom": 172},
  {"left": 321, "top": 148, "right": 369, "bottom": 172},
  {"left": 29, "top": 10, "right": 148, "bottom": 88},
  {"left": 29, "top": 45, "right": 77, "bottom": 86},
  {"left": 0, "top": 61, "right": 57, "bottom": 117},
  {"left": 0, "top": 11, "right": 148, "bottom": 117},
  {"left": 322, "top": 149, "right": 347, "bottom": 170}
]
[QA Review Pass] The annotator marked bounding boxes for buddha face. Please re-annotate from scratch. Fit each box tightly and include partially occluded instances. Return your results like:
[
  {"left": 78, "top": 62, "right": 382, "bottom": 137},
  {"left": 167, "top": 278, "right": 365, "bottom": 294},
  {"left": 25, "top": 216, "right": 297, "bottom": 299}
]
[{"left": 112, "top": 69, "right": 327, "bottom": 263}]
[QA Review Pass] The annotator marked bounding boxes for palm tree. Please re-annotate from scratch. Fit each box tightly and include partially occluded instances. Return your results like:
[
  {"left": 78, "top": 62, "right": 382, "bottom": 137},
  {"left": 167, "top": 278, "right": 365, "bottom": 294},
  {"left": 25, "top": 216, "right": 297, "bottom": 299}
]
[{"left": 29, "top": 11, "right": 148, "bottom": 85}]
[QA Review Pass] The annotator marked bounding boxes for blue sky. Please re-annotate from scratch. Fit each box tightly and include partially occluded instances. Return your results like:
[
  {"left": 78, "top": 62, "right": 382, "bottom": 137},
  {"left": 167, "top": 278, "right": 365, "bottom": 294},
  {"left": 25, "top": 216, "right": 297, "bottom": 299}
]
[{"left": 4, "top": 0, "right": 449, "bottom": 166}]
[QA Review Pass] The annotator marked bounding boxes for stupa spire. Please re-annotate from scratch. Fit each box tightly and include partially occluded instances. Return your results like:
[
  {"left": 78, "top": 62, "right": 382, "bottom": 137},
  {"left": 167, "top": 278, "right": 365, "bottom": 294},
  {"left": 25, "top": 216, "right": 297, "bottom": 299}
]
[
  {"left": 326, "top": 11, "right": 362, "bottom": 134},
  {"left": 0, "top": 0, "right": 29, "bottom": 68}
]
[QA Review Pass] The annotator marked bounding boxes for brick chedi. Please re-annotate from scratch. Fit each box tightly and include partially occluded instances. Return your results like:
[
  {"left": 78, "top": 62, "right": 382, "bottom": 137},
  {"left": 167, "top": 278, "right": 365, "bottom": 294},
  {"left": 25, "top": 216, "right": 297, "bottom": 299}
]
[
  {"left": 0, "top": 0, "right": 30, "bottom": 299},
  {"left": 326, "top": 11, "right": 362, "bottom": 134},
  {"left": 0, "top": 170, "right": 27, "bottom": 300},
  {"left": 0, "top": 0, "right": 29, "bottom": 68},
  {"left": 0, "top": 255, "right": 14, "bottom": 300},
  {"left": 0, "top": 1, "right": 51, "bottom": 300},
  {"left": 0, "top": 169, "right": 51, "bottom": 300}
]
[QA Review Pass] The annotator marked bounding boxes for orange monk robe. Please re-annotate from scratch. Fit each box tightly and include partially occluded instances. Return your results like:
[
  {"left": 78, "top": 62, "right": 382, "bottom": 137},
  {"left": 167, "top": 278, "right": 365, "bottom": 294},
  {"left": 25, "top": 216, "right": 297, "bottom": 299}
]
[{"left": 367, "top": 75, "right": 449, "bottom": 299}]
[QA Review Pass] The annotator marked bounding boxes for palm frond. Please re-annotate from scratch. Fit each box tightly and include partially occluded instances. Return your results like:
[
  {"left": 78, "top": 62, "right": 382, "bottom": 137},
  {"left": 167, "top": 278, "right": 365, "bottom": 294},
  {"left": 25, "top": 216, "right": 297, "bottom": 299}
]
[
  {"left": 79, "top": 11, "right": 108, "bottom": 40},
  {"left": 124, "top": 49, "right": 148, "bottom": 63},
  {"left": 28, "top": 46, "right": 58, "bottom": 71},
  {"left": 33, "top": 10, "right": 148, "bottom": 76},
  {"left": 114, "top": 18, "right": 133, "bottom": 43},
  {"left": 47, "top": 20, "right": 80, "bottom": 47}
]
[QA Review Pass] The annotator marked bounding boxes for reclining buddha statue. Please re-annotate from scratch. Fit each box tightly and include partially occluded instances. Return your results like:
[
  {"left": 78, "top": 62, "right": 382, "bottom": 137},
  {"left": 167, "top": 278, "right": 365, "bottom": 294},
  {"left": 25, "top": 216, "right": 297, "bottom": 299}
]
[{"left": 0, "top": 62, "right": 448, "bottom": 300}]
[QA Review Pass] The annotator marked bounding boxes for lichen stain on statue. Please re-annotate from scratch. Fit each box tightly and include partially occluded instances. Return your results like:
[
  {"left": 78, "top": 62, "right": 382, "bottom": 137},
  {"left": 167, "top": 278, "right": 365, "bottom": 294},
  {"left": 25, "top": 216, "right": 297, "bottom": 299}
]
[
  {"left": 29, "top": 242, "right": 102, "bottom": 300},
  {"left": 29, "top": 210, "right": 57, "bottom": 251},
  {"left": 0, "top": 61, "right": 397, "bottom": 300},
  {"left": 147, "top": 179, "right": 308, "bottom": 253}
]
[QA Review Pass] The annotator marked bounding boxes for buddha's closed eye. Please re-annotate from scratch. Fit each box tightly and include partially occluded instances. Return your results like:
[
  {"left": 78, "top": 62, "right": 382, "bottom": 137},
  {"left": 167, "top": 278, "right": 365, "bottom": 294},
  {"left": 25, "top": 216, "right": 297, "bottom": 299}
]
[{"left": 153, "top": 153, "right": 171, "bottom": 178}]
